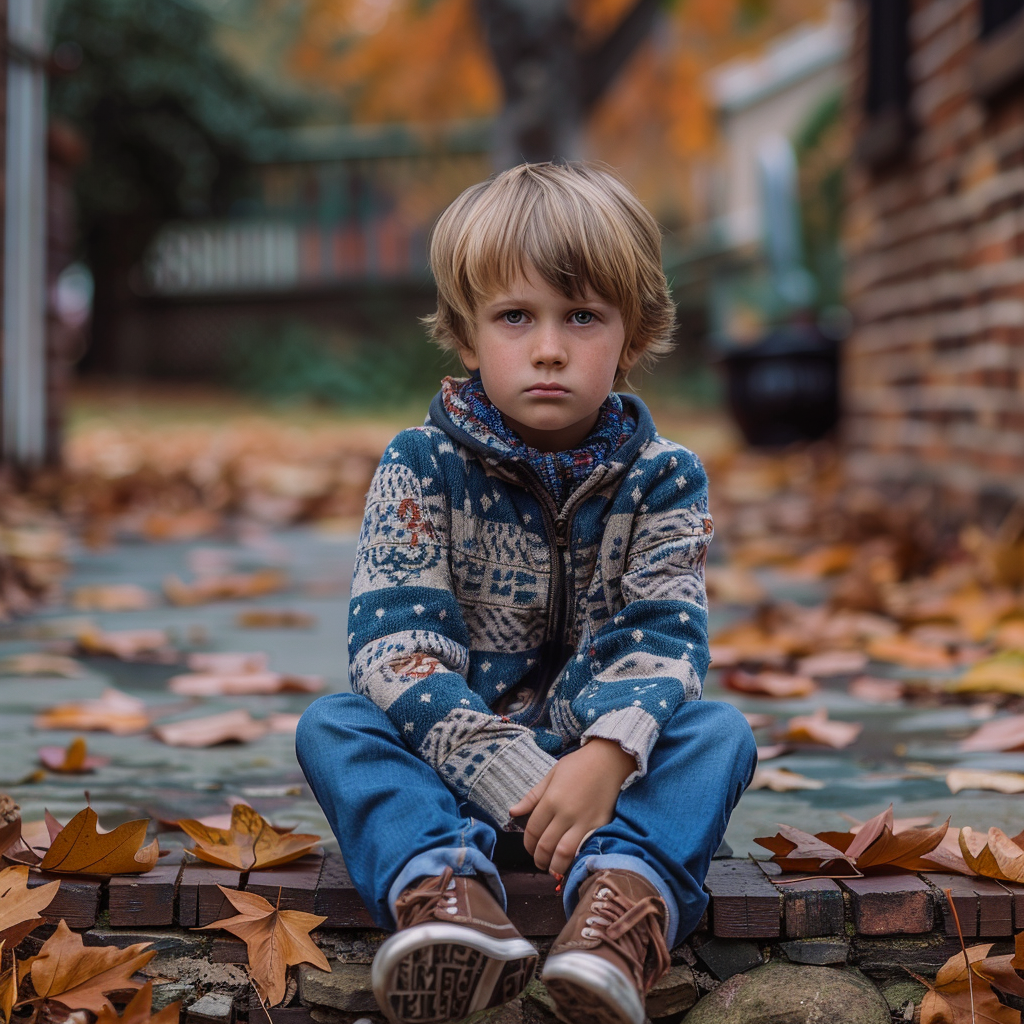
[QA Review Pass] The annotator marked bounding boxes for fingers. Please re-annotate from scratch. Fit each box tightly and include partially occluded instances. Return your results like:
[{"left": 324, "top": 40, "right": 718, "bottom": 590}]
[
  {"left": 533, "top": 821, "right": 589, "bottom": 877},
  {"left": 509, "top": 776, "right": 548, "bottom": 818},
  {"left": 522, "top": 800, "right": 554, "bottom": 858}
]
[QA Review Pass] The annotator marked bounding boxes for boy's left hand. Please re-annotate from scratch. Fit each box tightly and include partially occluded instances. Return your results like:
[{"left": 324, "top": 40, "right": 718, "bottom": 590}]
[{"left": 509, "top": 738, "right": 636, "bottom": 877}]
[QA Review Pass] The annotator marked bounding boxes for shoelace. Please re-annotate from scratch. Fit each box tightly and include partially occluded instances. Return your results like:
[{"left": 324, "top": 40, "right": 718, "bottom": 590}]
[
  {"left": 394, "top": 866, "right": 458, "bottom": 929},
  {"left": 580, "top": 878, "right": 671, "bottom": 992}
]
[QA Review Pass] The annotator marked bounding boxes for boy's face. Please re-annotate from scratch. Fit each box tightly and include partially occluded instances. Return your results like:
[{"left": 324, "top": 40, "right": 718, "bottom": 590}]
[{"left": 460, "top": 269, "right": 635, "bottom": 453}]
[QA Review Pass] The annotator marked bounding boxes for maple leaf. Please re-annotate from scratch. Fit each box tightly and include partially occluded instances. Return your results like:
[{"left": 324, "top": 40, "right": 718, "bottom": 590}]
[
  {"left": 18, "top": 920, "right": 155, "bottom": 1013},
  {"left": 201, "top": 886, "right": 329, "bottom": 1007},
  {"left": 749, "top": 767, "right": 824, "bottom": 792},
  {"left": 973, "top": 931, "right": 1024, "bottom": 1004},
  {"left": 33, "top": 688, "right": 150, "bottom": 735},
  {"left": 960, "top": 827, "right": 1024, "bottom": 883},
  {"left": 37, "top": 808, "right": 159, "bottom": 875},
  {"left": 723, "top": 669, "right": 817, "bottom": 698},
  {"left": 779, "top": 708, "right": 863, "bottom": 749},
  {"left": 178, "top": 804, "right": 320, "bottom": 870},
  {"left": 167, "top": 672, "right": 322, "bottom": 697},
  {"left": 94, "top": 981, "right": 180, "bottom": 1024},
  {"left": 910, "top": 943, "right": 1018, "bottom": 1024},
  {"left": 38, "top": 737, "right": 110, "bottom": 774},
  {"left": 0, "top": 865, "right": 59, "bottom": 947},
  {"left": 152, "top": 709, "right": 269, "bottom": 747},
  {"left": 960, "top": 714, "right": 1024, "bottom": 752}
]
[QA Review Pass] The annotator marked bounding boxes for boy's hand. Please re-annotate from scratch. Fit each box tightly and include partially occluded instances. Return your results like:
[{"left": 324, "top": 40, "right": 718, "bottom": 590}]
[{"left": 508, "top": 738, "right": 636, "bottom": 877}]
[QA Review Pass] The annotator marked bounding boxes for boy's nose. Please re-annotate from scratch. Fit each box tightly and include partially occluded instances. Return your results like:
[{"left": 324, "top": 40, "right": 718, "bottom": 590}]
[{"left": 531, "top": 326, "right": 567, "bottom": 366}]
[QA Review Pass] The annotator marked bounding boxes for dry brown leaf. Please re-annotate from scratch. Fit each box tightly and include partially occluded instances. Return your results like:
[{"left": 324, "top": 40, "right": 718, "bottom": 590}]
[
  {"left": 141, "top": 509, "right": 220, "bottom": 542},
  {"left": 959, "top": 827, "right": 1024, "bottom": 883},
  {"left": 743, "top": 713, "right": 775, "bottom": 730},
  {"left": 754, "top": 744, "right": 789, "bottom": 761},
  {"left": 779, "top": 708, "right": 863, "bottom": 749},
  {"left": 842, "top": 812, "right": 936, "bottom": 834},
  {"left": 94, "top": 980, "right": 180, "bottom": 1024},
  {"left": 236, "top": 610, "right": 317, "bottom": 630},
  {"left": 178, "top": 804, "right": 319, "bottom": 871},
  {"left": 795, "top": 650, "right": 869, "bottom": 678},
  {"left": 186, "top": 652, "right": 269, "bottom": 674},
  {"left": 200, "top": 885, "right": 329, "bottom": 1007},
  {"left": 756, "top": 825, "right": 856, "bottom": 872},
  {"left": 71, "top": 585, "right": 156, "bottom": 612},
  {"left": 947, "top": 770, "right": 1024, "bottom": 795},
  {"left": 152, "top": 710, "right": 269, "bottom": 748},
  {"left": 38, "top": 737, "right": 110, "bottom": 773},
  {"left": 33, "top": 688, "right": 150, "bottom": 735},
  {"left": 0, "top": 865, "right": 59, "bottom": 947},
  {"left": 960, "top": 714, "right": 1024, "bottom": 752},
  {"left": 973, "top": 931, "right": 1024, "bottom": 1004},
  {"left": 866, "top": 634, "right": 954, "bottom": 670},
  {"left": 950, "top": 653, "right": 1024, "bottom": 696},
  {"left": 748, "top": 767, "right": 824, "bottom": 792},
  {"left": 848, "top": 676, "right": 905, "bottom": 703},
  {"left": 167, "top": 672, "right": 323, "bottom": 697},
  {"left": 911, "top": 942, "right": 1018, "bottom": 1024},
  {"left": 18, "top": 919, "right": 155, "bottom": 1013},
  {"left": 163, "top": 569, "right": 287, "bottom": 606},
  {"left": 38, "top": 808, "right": 158, "bottom": 875},
  {"left": 266, "top": 713, "right": 301, "bottom": 735},
  {"left": 786, "top": 543, "right": 857, "bottom": 578},
  {"left": 75, "top": 628, "right": 174, "bottom": 662},
  {"left": 0, "top": 654, "right": 84, "bottom": 678},
  {"left": 723, "top": 670, "right": 817, "bottom": 699}
]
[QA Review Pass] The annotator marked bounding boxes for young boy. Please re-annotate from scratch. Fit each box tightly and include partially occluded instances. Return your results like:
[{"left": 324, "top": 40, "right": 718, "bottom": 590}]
[{"left": 297, "top": 162, "right": 756, "bottom": 1024}]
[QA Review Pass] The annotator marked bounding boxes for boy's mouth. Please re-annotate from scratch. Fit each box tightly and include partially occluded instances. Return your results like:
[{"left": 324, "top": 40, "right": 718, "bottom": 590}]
[{"left": 526, "top": 383, "right": 569, "bottom": 396}]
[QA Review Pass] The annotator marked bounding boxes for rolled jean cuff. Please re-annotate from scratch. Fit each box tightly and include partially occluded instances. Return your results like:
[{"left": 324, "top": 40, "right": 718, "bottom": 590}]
[
  {"left": 388, "top": 847, "right": 506, "bottom": 927},
  {"left": 563, "top": 853, "right": 680, "bottom": 948}
]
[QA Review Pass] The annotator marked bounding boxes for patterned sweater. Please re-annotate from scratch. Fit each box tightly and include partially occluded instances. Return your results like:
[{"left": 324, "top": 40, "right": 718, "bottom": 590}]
[{"left": 348, "top": 380, "right": 713, "bottom": 828}]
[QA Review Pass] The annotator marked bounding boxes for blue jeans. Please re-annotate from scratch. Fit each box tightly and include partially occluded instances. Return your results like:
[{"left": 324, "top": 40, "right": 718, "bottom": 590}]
[{"left": 296, "top": 693, "right": 756, "bottom": 946}]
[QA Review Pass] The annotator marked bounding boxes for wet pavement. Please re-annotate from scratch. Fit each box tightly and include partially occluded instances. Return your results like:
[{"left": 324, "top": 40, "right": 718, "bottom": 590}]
[{"left": 2, "top": 527, "right": 1022, "bottom": 858}]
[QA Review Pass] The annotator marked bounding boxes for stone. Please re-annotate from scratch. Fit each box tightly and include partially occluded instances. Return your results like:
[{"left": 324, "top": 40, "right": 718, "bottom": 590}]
[
  {"left": 780, "top": 939, "right": 849, "bottom": 966},
  {"left": 185, "top": 991, "right": 235, "bottom": 1024},
  {"left": 880, "top": 979, "right": 927, "bottom": 1014},
  {"left": 647, "top": 965, "right": 698, "bottom": 1018},
  {"left": 681, "top": 963, "right": 891, "bottom": 1024},
  {"left": 522, "top": 979, "right": 558, "bottom": 1015},
  {"left": 298, "top": 963, "right": 377, "bottom": 1013},
  {"left": 151, "top": 981, "right": 195, "bottom": 1012},
  {"left": 691, "top": 937, "right": 763, "bottom": 980}
]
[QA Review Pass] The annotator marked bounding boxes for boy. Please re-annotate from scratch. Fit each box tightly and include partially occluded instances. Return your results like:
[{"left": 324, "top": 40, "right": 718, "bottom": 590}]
[{"left": 297, "top": 162, "right": 756, "bottom": 1024}]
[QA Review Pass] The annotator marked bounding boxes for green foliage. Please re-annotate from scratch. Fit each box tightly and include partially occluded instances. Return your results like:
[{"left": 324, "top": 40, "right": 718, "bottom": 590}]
[
  {"left": 49, "top": 0, "right": 297, "bottom": 238},
  {"left": 226, "top": 321, "right": 462, "bottom": 409}
]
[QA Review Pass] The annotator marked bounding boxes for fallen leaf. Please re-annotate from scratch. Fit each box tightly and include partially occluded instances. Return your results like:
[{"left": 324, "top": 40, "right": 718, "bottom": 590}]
[
  {"left": 947, "top": 770, "right": 1024, "bottom": 795},
  {"left": 842, "top": 812, "right": 936, "bottom": 834},
  {"left": 866, "top": 634, "right": 954, "bottom": 670},
  {"left": 796, "top": 650, "right": 870, "bottom": 677},
  {"left": 755, "top": 744, "right": 789, "bottom": 761},
  {"left": 0, "top": 654, "right": 84, "bottom": 678},
  {"left": 911, "top": 942, "right": 1016, "bottom": 1024},
  {"left": 756, "top": 824, "right": 855, "bottom": 872},
  {"left": 950, "top": 653, "right": 1024, "bottom": 695},
  {"left": 167, "top": 672, "right": 323, "bottom": 697},
  {"left": 94, "top": 980, "right": 180, "bottom": 1024},
  {"left": 0, "top": 865, "right": 59, "bottom": 947},
  {"left": 743, "top": 713, "right": 775, "bottom": 730},
  {"left": 200, "top": 886, "right": 329, "bottom": 1006},
  {"left": 779, "top": 708, "right": 863, "bottom": 749},
  {"left": 787, "top": 543, "right": 856, "bottom": 578},
  {"left": 75, "top": 628, "right": 175, "bottom": 662},
  {"left": 848, "top": 676, "right": 905, "bottom": 703},
  {"left": 71, "top": 585, "right": 156, "bottom": 612},
  {"left": 38, "top": 807, "right": 159, "bottom": 874},
  {"left": 178, "top": 804, "right": 319, "bottom": 871},
  {"left": 959, "top": 827, "right": 1024, "bottom": 883},
  {"left": 236, "top": 610, "right": 317, "bottom": 630},
  {"left": 152, "top": 710, "right": 269, "bottom": 748},
  {"left": 34, "top": 688, "right": 150, "bottom": 735},
  {"left": 723, "top": 670, "right": 818, "bottom": 698},
  {"left": 960, "top": 714, "right": 1024, "bottom": 752},
  {"left": 704, "top": 566, "right": 766, "bottom": 605},
  {"left": 38, "top": 737, "right": 110, "bottom": 773},
  {"left": 18, "top": 919, "right": 155, "bottom": 1013},
  {"left": 749, "top": 767, "right": 824, "bottom": 792},
  {"left": 973, "top": 931, "right": 1024, "bottom": 1004},
  {"left": 186, "top": 652, "right": 269, "bottom": 674},
  {"left": 266, "top": 713, "right": 301, "bottom": 735},
  {"left": 163, "top": 569, "right": 287, "bottom": 606},
  {"left": 141, "top": 508, "right": 220, "bottom": 542}
]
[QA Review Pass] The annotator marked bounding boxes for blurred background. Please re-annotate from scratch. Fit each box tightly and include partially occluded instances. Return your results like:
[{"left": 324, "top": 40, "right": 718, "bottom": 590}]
[{"left": 0, "top": 0, "right": 1022, "bottom": 542}]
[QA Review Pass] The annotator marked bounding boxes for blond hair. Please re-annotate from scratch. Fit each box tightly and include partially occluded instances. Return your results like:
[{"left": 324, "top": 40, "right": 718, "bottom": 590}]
[{"left": 425, "top": 162, "right": 675, "bottom": 379}]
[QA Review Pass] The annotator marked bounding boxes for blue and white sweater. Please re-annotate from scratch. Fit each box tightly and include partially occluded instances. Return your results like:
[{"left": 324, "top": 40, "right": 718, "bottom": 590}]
[{"left": 348, "top": 379, "right": 713, "bottom": 828}]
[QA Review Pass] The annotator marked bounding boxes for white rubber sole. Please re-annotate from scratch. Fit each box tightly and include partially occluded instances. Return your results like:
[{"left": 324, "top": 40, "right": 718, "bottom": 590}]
[
  {"left": 372, "top": 922, "right": 538, "bottom": 1024},
  {"left": 541, "top": 951, "right": 645, "bottom": 1024}
]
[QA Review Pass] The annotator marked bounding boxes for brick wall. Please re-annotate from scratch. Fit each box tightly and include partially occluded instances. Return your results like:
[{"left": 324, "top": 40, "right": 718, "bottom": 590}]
[{"left": 844, "top": 0, "right": 1024, "bottom": 513}]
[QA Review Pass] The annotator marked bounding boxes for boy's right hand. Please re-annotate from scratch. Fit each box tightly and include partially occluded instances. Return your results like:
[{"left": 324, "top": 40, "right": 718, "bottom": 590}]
[{"left": 509, "top": 738, "right": 636, "bottom": 877}]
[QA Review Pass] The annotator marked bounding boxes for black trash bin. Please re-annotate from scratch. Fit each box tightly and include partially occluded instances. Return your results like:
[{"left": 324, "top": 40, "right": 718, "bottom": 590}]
[{"left": 718, "top": 322, "right": 839, "bottom": 447}]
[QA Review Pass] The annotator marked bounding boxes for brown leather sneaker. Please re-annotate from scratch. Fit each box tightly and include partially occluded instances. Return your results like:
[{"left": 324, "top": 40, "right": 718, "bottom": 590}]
[
  {"left": 372, "top": 867, "right": 538, "bottom": 1024},
  {"left": 541, "top": 869, "right": 670, "bottom": 1024}
]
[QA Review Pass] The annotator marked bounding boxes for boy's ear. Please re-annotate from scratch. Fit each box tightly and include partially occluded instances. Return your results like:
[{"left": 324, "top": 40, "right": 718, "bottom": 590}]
[
  {"left": 618, "top": 341, "right": 641, "bottom": 376},
  {"left": 457, "top": 341, "right": 480, "bottom": 372}
]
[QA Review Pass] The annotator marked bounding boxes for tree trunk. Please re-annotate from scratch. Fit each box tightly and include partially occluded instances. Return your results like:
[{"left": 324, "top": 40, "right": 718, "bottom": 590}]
[{"left": 473, "top": 0, "right": 664, "bottom": 168}]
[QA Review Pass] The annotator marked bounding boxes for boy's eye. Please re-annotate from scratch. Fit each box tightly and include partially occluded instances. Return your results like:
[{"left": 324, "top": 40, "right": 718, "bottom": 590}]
[
  {"left": 503, "top": 310, "right": 525, "bottom": 325},
  {"left": 571, "top": 310, "right": 595, "bottom": 325}
]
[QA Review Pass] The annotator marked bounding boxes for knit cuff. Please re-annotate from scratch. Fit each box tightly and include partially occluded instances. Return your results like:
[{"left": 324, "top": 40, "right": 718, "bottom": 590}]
[
  {"left": 581, "top": 707, "right": 660, "bottom": 788},
  {"left": 466, "top": 733, "right": 557, "bottom": 829}
]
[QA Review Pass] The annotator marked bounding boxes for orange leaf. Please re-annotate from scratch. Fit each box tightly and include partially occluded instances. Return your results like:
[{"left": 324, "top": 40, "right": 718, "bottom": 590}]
[
  {"left": 75, "top": 629, "right": 174, "bottom": 662},
  {"left": 38, "top": 807, "right": 158, "bottom": 875},
  {"left": 178, "top": 804, "right": 320, "bottom": 871},
  {"left": 71, "top": 585, "right": 156, "bottom": 612},
  {"left": 33, "top": 688, "right": 151, "bottom": 735},
  {"left": 94, "top": 981, "right": 180, "bottom": 1024},
  {"left": 200, "top": 886, "right": 329, "bottom": 1007},
  {"left": 38, "top": 737, "right": 110, "bottom": 774},
  {"left": 0, "top": 865, "right": 59, "bottom": 947},
  {"left": 779, "top": 708, "right": 862, "bottom": 749},
  {"left": 723, "top": 670, "right": 817, "bottom": 698},
  {"left": 866, "top": 634, "right": 954, "bottom": 670},
  {"left": 19, "top": 920, "right": 154, "bottom": 1013},
  {"left": 911, "top": 943, "right": 1018, "bottom": 1024},
  {"left": 152, "top": 710, "right": 269, "bottom": 748},
  {"left": 236, "top": 610, "right": 317, "bottom": 630},
  {"left": 167, "top": 672, "right": 323, "bottom": 697}
]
